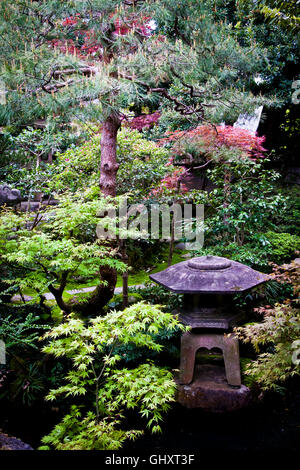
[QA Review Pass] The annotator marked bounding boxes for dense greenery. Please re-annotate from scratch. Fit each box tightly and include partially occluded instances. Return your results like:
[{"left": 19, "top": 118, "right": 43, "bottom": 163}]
[{"left": 40, "top": 302, "right": 185, "bottom": 450}]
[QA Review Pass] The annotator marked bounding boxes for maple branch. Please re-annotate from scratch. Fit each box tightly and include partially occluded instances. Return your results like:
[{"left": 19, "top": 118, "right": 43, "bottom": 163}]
[{"left": 192, "top": 160, "right": 213, "bottom": 170}]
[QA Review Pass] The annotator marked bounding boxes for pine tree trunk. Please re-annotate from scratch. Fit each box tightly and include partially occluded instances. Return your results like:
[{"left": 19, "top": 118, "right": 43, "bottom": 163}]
[
  {"left": 167, "top": 215, "right": 175, "bottom": 267},
  {"left": 73, "top": 113, "right": 121, "bottom": 315},
  {"left": 100, "top": 114, "right": 121, "bottom": 197},
  {"left": 121, "top": 240, "right": 129, "bottom": 309},
  {"left": 223, "top": 167, "right": 231, "bottom": 225}
]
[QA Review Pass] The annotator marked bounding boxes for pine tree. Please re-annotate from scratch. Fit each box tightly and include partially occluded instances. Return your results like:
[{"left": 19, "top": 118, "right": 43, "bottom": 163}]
[
  {"left": 0, "top": 0, "right": 268, "bottom": 196},
  {"left": 0, "top": 1, "right": 270, "bottom": 308}
]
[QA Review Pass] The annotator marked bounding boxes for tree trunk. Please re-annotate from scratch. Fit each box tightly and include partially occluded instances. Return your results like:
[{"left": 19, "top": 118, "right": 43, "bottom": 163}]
[
  {"left": 167, "top": 215, "right": 175, "bottom": 267},
  {"left": 223, "top": 167, "right": 231, "bottom": 225},
  {"left": 68, "top": 266, "right": 117, "bottom": 317},
  {"left": 99, "top": 114, "right": 121, "bottom": 197},
  {"left": 65, "top": 113, "right": 121, "bottom": 316},
  {"left": 121, "top": 241, "right": 129, "bottom": 309}
]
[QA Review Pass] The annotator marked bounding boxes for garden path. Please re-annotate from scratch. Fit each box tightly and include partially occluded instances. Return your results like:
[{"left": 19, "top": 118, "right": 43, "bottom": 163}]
[{"left": 12, "top": 284, "right": 146, "bottom": 302}]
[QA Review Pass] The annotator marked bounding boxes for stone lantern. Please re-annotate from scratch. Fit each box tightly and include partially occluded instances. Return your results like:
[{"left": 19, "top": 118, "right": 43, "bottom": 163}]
[{"left": 150, "top": 255, "right": 269, "bottom": 410}]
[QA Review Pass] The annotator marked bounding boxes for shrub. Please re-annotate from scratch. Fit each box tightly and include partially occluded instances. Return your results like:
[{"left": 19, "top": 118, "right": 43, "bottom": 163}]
[
  {"left": 0, "top": 312, "right": 49, "bottom": 405},
  {"left": 257, "top": 231, "right": 300, "bottom": 264},
  {"left": 235, "top": 260, "right": 300, "bottom": 392},
  {"left": 235, "top": 302, "right": 300, "bottom": 392},
  {"left": 52, "top": 128, "right": 170, "bottom": 197},
  {"left": 40, "top": 302, "right": 186, "bottom": 450}
]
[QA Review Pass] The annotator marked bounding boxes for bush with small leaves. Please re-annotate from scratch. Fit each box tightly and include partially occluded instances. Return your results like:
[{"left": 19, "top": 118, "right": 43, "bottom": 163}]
[{"left": 40, "top": 302, "right": 187, "bottom": 450}]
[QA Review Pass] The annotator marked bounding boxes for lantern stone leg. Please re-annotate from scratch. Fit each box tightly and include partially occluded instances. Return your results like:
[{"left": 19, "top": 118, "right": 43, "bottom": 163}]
[{"left": 179, "top": 331, "right": 241, "bottom": 387}]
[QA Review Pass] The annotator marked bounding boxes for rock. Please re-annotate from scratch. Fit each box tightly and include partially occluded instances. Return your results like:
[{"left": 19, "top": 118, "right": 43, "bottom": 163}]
[
  {"left": 41, "top": 199, "right": 59, "bottom": 206},
  {"left": 19, "top": 201, "right": 41, "bottom": 212},
  {"left": 175, "top": 242, "right": 187, "bottom": 251},
  {"left": 0, "top": 432, "right": 33, "bottom": 450},
  {"left": 175, "top": 364, "right": 252, "bottom": 412},
  {"left": 18, "top": 199, "right": 59, "bottom": 212},
  {"left": 180, "top": 253, "right": 192, "bottom": 259},
  {"left": 0, "top": 185, "right": 21, "bottom": 206}
]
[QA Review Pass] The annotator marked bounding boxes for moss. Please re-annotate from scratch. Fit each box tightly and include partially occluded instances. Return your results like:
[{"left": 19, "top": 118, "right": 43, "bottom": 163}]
[{"left": 115, "top": 249, "right": 188, "bottom": 287}]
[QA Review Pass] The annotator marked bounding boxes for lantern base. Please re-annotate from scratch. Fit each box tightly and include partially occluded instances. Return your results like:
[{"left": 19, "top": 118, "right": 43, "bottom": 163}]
[{"left": 175, "top": 364, "right": 251, "bottom": 412}]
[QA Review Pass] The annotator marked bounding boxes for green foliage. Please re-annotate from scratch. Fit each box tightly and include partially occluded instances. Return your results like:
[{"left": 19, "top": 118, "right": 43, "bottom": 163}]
[
  {"left": 0, "top": 310, "right": 50, "bottom": 405},
  {"left": 132, "top": 283, "right": 183, "bottom": 312},
  {"left": 0, "top": 127, "right": 79, "bottom": 166},
  {"left": 52, "top": 128, "right": 170, "bottom": 197},
  {"left": 0, "top": 194, "right": 126, "bottom": 313},
  {"left": 195, "top": 242, "right": 272, "bottom": 272},
  {"left": 257, "top": 231, "right": 300, "bottom": 264},
  {"left": 0, "top": 163, "right": 56, "bottom": 199},
  {"left": 50, "top": 135, "right": 101, "bottom": 194},
  {"left": 0, "top": 0, "right": 271, "bottom": 135},
  {"left": 0, "top": 126, "right": 82, "bottom": 198},
  {"left": 235, "top": 0, "right": 299, "bottom": 109},
  {"left": 259, "top": 0, "right": 300, "bottom": 31},
  {"left": 236, "top": 302, "right": 300, "bottom": 392},
  {"left": 40, "top": 405, "right": 142, "bottom": 451},
  {"left": 0, "top": 313, "right": 48, "bottom": 353},
  {"left": 116, "top": 128, "right": 170, "bottom": 196},
  {"left": 107, "top": 292, "right": 143, "bottom": 311},
  {"left": 7, "top": 363, "right": 46, "bottom": 406},
  {"left": 102, "top": 362, "right": 176, "bottom": 434},
  {"left": 192, "top": 159, "right": 289, "bottom": 249},
  {"left": 273, "top": 186, "right": 300, "bottom": 235},
  {"left": 235, "top": 260, "right": 300, "bottom": 392},
  {"left": 41, "top": 302, "right": 186, "bottom": 450}
]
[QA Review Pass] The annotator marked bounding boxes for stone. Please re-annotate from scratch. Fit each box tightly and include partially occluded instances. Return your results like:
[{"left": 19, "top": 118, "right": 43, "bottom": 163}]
[
  {"left": 150, "top": 255, "right": 269, "bottom": 294},
  {"left": 20, "top": 201, "right": 41, "bottom": 212},
  {"left": 179, "top": 332, "right": 241, "bottom": 387},
  {"left": 175, "top": 309, "right": 246, "bottom": 329},
  {"left": 0, "top": 432, "right": 33, "bottom": 450},
  {"left": 180, "top": 253, "right": 192, "bottom": 259},
  {"left": 175, "top": 242, "right": 187, "bottom": 251},
  {"left": 175, "top": 365, "right": 251, "bottom": 412},
  {"left": 0, "top": 185, "right": 21, "bottom": 206}
]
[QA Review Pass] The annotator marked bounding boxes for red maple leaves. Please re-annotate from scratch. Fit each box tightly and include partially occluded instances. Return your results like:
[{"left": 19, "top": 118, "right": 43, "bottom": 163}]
[
  {"left": 161, "top": 124, "right": 267, "bottom": 161},
  {"left": 51, "top": 13, "right": 152, "bottom": 59},
  {"left": 126, "top": 111, "right": 160, "bottom": 131}
]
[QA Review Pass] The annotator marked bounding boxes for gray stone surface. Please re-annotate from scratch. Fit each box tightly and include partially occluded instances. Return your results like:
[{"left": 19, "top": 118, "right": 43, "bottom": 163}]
[
  {"left": 0, "top": 432, "right": 33, "bottom": 450},
  {"left": 0, "top": 185, "right": 21, "bottom": 206},
  {"left": 175, "top": 242, "right": 187, "bottom": 251},
  {"left": 150, "top": 255, "right": 269, "bottom": 294},
  {"left": 175, "top": 364, "right": 251, "bottom": 412}
]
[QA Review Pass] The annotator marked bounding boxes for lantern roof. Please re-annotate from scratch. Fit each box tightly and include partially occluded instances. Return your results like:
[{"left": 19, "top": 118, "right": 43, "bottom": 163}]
[{"left": 149, "top": 255, "right": 269, "bottom": 294}]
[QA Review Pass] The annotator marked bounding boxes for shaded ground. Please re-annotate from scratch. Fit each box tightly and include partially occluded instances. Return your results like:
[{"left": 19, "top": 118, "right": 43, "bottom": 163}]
[
  {"left": 124, "top": 388, "right": 300, "bottom": 452},
  {"left": 1, "top": 380, "right": 300, "bottom": 452}
]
